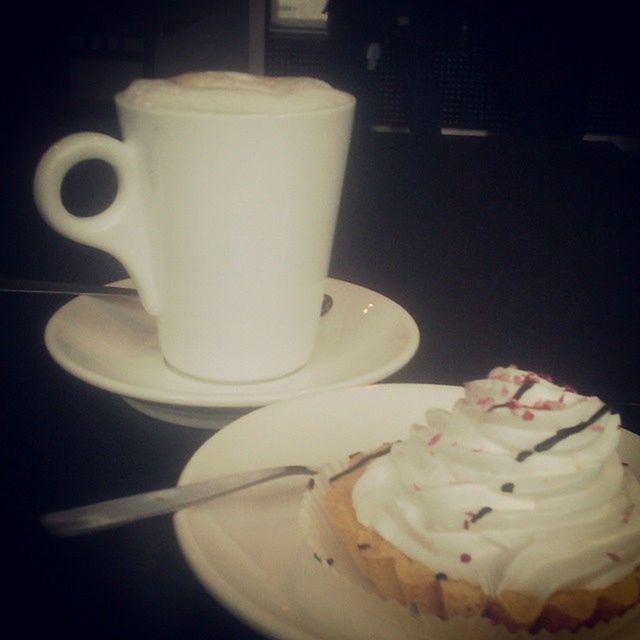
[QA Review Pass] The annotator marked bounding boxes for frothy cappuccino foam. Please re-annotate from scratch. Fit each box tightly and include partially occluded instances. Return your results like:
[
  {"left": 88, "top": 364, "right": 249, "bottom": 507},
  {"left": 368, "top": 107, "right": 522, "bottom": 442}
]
[{"left": 116, "top": 71, "right": 354, "bottom": 115}]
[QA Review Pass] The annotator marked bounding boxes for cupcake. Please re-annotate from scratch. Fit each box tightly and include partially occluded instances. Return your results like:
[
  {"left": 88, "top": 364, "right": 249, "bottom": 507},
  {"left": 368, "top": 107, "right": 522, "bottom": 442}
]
[{"left": 319, "top": 367, "right": 640, "bottom": 634}]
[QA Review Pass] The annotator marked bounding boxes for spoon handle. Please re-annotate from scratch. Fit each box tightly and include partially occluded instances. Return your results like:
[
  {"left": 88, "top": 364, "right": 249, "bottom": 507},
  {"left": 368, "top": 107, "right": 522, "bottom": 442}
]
[
  {"left": 0, "top": 278, "right": 333, "bottom": 315},
  {"left": 0, "top": 278, "right": 137, "bottom": 297},
  {"left": 41, "top": 465, "right": 316, "bottom": 537}
]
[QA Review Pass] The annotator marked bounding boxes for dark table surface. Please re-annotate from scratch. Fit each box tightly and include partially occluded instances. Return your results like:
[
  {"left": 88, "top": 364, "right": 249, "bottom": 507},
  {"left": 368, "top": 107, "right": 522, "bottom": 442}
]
[{"left": 2, "top": 115, "right": 639, "bottom": 638}]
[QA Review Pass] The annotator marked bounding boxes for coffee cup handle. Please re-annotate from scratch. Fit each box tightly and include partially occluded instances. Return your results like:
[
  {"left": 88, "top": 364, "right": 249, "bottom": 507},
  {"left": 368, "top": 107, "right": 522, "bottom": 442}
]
[{"left": 33, "top": 132, "right": 160, "bottom": 314}]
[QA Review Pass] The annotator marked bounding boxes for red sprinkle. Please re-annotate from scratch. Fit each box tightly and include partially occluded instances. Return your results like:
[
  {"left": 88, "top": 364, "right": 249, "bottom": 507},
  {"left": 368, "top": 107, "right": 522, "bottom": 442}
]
[
  {"left": 460, "top": 553, "right": 472, "bottom": 563},
  {"left": 623, "top": 504, "right": 635, "bottom": 523},
  {"left": 522, "top": 409, "right": 535, "bottom": 421},
  {"left": 591, "top": 424, "right": 605, "bottom": 432},
  {"left": 428, "top": 433, "right": 443, "bottom": 447},
  {"left": 413, "top": 483, "right": 422, "bottom": 492},
  {"left": 463, "top": 511, "right": 478, "bottom": 529},
  {"left": 533, "top": 400, "right": 562, "bottom": 410}
]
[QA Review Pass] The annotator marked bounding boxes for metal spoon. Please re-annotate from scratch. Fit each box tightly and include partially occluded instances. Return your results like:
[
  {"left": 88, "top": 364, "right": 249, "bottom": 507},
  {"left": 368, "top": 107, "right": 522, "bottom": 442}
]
[
  {"left": 41, "top": 446, "right": 392, "bottom": 537},
  {"left": 0, "top": 277, "right": 140, "bottom": 297},
  {"left": 42, "top": 464, "right": 319, "bottom": 537},
  {"left": 0, "top": 278, "right": 333, "bottom": 315}
]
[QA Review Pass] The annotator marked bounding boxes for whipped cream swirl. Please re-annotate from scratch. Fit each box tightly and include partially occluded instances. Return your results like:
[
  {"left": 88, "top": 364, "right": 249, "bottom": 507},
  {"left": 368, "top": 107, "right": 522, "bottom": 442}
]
[{"left": 352, "top": 366, "right": 640, "bottom": 600}]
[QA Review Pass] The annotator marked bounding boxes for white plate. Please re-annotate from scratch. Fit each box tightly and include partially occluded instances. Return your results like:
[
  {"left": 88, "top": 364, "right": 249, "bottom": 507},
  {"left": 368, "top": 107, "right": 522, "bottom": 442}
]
[
  {"left": 44, "top": 278, "right": 419, "bottom": 426},
  {"left": 174, "top": 384, "right": 640, "bottom": 640}
]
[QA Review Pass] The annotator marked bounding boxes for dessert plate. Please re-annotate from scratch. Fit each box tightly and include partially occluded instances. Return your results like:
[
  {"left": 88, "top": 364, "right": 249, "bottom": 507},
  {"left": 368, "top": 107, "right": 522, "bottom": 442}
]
[
  {"left": 174, "top": 384, "right": 640, "bottom": 640},
  {"left": 44, "top": 278, "right": 420, "bottom": 428}
]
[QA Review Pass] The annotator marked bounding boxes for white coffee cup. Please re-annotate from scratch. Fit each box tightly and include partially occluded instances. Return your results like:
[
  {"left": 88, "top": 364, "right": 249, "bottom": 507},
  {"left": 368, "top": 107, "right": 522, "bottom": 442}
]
[{"left": 34, "top": 72, "right": 355, "bottom": 383}]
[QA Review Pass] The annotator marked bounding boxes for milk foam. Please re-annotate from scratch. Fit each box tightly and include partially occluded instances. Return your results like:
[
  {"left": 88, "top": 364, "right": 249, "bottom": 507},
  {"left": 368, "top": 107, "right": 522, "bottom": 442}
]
[{"left": 116, "top": 71, "right": 354, "bottom": 115}]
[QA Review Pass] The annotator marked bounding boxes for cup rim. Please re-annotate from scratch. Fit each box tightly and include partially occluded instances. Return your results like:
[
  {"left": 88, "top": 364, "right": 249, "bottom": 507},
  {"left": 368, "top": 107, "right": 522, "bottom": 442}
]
[{"left": 114, "top": 91, "right": 356, "bottom": 120}]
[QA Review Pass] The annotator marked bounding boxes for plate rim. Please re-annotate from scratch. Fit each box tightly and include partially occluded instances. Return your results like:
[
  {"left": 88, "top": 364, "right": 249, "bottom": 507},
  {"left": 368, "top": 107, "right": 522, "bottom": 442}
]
[
  {"left": 173, "top": 382, "right": 640, "bottom": 640},
  {"left": 175, "top": 383, "right": 462, "bottom": 640}
]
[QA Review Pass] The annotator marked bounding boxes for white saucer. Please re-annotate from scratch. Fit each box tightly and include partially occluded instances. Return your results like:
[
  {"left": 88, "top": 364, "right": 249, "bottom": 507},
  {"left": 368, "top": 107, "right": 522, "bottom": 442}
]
[
  {"left": 174, "top": 384, "right": 640, "bottom": 640},
  {"left": 44, "top": 278, "right": 420, "bottom": 428}
]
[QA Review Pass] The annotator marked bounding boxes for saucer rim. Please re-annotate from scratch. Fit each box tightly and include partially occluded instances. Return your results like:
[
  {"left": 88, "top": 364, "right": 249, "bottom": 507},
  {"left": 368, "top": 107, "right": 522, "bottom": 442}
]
[{"left": 44, "top": 277, "right": 420, "bottom": 409}]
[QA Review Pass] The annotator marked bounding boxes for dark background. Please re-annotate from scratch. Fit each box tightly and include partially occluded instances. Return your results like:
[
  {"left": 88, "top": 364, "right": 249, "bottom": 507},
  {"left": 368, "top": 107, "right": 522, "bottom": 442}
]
[
  {"left": 1, "top": 2, "right": 639, "bottom": 638},
  {"left": 2, "top": 1, "right": 638, "bottom": 281}
]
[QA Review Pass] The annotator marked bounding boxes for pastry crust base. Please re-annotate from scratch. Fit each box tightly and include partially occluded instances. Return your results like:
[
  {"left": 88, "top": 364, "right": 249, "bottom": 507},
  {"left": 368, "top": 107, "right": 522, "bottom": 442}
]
[{"left": 325, "top": 449, "right": 640, "bottom": 633}]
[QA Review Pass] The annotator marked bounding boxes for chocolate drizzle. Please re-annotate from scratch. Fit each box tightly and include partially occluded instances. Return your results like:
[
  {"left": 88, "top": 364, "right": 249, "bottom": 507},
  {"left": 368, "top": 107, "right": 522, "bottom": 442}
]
[
  {"left": 516, "top": 450, "right": 534, "bottom": 463},
  {"left": 329, "top": 444, "right": 393, "bottom": 482},
  {"left": 516, "top": 403, "right": 611, "bottom": 462},
  {"left": 488, "top": 377, "right": 537, "bottom": 411},
  {"left": 470, "top": 506, "right": 493, "bottom": 523}
]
